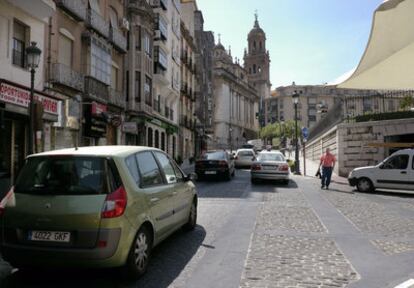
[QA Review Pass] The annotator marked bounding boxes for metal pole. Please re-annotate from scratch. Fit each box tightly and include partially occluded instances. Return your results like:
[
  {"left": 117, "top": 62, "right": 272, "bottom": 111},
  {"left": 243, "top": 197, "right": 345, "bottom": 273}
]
[
  {"left": 294, "top": 102, "right": 301, "bottom": 174},
  {"left": 28, "top": 68, "right": 35, "bottom": 155},
  {"left": 303, "top": 141, "right": 306, "bottom": 176}
]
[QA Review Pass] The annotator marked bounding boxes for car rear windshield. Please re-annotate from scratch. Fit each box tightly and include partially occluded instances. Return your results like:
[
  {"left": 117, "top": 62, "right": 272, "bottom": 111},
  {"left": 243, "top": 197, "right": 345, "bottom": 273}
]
[
  {"left": 257, "top": 153, "right": 285, "bottom": 162},
  {"left": 14, "top": 156, "right": 118, "bottom": 195},
  {"left": 201, "top": 151, "right": 226, "bottom": 160},
  {"left": 238, "top": 151, "right": 254, "bottom": 156}
]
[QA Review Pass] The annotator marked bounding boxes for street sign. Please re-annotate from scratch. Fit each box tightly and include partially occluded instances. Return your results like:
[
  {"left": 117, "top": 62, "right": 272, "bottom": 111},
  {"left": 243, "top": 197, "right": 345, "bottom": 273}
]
[{"left": 302, "top": 127, "right": 309, "bottom": 139}]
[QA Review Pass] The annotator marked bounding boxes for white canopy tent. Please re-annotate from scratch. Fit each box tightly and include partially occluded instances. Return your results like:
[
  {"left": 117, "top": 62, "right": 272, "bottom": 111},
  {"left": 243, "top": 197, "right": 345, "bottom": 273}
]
[{"left": 338, "top": 0, "right": 414, "bottom": 90}]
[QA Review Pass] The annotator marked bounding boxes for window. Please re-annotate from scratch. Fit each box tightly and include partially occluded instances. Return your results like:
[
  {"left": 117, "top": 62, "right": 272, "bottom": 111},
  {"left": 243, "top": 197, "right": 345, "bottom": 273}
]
[
  {"left": 144, "top": 31, "right": 152, "bottom": 57},
  {"left": 154, "top": 152, "right": 177, "bottom": 184},
  {"left": 161, "top": 132, "right": 165, "bottom": 151},
  {"left": 135, "top": 71, "right": 141, "bottom": 101},
  {"left": 382, "top": 155, "right": 409, "bottom": 170},
  {"left": 90, "top": 38, "right": 111, "bottom": 84},
  {"left": 59, "top": 33, "right": 73, "bottom": 67},
  {"left": 111, "top": 65, "right": 118, "bottom": 90},
  {"left": 136, "top": 26, "right": 141, "bottom": 50},
  {"left": 147, "top": 127, "right": 153, "bottom": 147},
  {"left": 253, "top": 64, "right": 256, "bottom": 74},
  {"left": 136, "top": 152, "right": 164, "bottom": 186},
  {"left": 13, "top": 20, "right": 27, "bottom": 68},
  {"left": 145, "top": 76, "right": 152, "bottom": 106},
  {"left": 109, "top": 7, "right": 118, "bottom": 29},
  {"left": 386, "top": 154, "right": 405, "bottom": 170},
  {"left": 155, "top": 130, "right": 159, "bottom": 148},
  {"left": 125, "top": 154, "right": 140, "bottom": 186}
]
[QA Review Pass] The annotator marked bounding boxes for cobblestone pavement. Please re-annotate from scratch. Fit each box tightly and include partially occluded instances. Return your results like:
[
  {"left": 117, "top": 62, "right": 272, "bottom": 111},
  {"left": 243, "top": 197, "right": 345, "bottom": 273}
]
[
  {"left": 323, "top": 191, "right": 414, "bottom": 237},
  {"left": 241, "top": 181, "right": 358, "bottom": 288},
  {"left": 370, "top": 240, "right": 414, "bottom": 256}
]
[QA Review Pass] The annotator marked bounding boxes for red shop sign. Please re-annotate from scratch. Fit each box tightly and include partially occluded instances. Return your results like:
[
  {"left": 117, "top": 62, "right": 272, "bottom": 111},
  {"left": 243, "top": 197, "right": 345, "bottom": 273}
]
[
  {"left": 0, "top": 83, "right": 59, "bottom": 115},
  {"left": 91, "top": 101, "right": 107, "bottom": 116}
]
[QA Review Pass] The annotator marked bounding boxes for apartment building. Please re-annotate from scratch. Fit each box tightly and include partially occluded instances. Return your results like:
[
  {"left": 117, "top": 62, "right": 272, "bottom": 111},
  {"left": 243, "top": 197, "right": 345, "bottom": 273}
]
[
  {"left": 45, "top": 0, "right": 127, "bottom": 148},
  {"left": 179, "top": 0, "right": 197, "bottom": 161},
  {"left": 0, "top": 0, "right": 56, "bottom": 195}
]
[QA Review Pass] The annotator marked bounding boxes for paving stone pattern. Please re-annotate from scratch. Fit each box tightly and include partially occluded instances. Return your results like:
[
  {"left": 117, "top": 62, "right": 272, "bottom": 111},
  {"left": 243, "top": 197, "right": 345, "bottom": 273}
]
[
  {"left": 240, "top": 235, "right": 357, "bottom": 288},
  {"left": 241, "top": 189, "right": 357, "bottom": 288},
  {"left": 371, "top": 239, "right": 414, "bottom": 256},
  {"left": 324, "top": 192, "right": 414, "bottom": 237}
]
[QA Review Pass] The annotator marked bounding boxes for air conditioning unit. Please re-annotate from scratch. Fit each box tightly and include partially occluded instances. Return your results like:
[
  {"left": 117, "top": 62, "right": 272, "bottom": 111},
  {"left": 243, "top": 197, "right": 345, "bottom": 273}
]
[{"left": 120, "top": 18, "right": 130, "bottom": 31}]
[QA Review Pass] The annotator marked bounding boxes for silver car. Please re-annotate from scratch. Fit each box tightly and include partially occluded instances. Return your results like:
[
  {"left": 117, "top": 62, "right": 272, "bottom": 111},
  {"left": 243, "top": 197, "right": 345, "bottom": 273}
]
[
  {"left": 235, "top": 149, "right": 256, "bottom": 168},
  {"left": 251, "top": 151, "right": 290, "bottom": 184}
]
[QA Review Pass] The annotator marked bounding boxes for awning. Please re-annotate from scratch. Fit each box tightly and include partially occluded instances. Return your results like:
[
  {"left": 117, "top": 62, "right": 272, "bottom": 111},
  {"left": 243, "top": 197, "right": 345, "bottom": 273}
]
[{"left": 338, "top": 0, "right": 414, "bottom": 90}]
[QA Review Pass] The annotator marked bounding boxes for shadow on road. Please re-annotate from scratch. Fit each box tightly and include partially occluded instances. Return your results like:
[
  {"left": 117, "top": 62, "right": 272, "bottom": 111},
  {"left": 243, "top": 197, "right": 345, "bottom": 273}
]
[{"left": 1, "top": 225, "right": 207, "bottom": 288}]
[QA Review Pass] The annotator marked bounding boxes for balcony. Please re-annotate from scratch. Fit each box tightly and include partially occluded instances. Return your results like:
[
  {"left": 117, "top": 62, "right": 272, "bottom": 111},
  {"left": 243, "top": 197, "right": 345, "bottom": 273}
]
[
  {"left": 50, "top": 63, "right": 84, "bottom": 92},
  {"left": 136, "top": 102, "right": 153, "bottom": 114},
  {"left": 84, "top": 76, "right": 109, "bottom": 102},
  {"left": 110, "top": 27, "right": 127, "bottom": 53},
  {"left": 86, "top": 9, "right": 109, "bottom": 38},
  {"left": 55, "top": 0, "right": 86, "bottom": 21},
  {"left": 151, "top": 0, "right": 168, "bottom": 10},
  {"left": 109, "top": 88, "right": 125, "bottom": 108}
]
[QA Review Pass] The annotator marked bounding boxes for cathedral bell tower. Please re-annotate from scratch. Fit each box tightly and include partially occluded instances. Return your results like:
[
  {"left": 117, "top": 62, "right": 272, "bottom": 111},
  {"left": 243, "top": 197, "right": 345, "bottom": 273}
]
[{"left": 244, "top": 12, "right": 271, "bottom": 126}]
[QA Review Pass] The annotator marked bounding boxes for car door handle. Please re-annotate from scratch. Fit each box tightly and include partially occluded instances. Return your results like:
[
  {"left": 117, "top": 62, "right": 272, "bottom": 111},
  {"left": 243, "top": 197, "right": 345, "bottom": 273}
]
[
  {"left": 150, "top": 197, "right": 160, "bottom": 203},
  {"left": 401, "top": 171, "right": 407, "bottom": 174}
]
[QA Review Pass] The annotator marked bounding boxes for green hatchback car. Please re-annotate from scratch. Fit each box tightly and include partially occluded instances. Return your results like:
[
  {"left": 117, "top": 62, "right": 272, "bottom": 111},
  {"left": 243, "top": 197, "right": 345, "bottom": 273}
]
[{"left": 0, "top": 146, "right": 198, "bottom": 278}]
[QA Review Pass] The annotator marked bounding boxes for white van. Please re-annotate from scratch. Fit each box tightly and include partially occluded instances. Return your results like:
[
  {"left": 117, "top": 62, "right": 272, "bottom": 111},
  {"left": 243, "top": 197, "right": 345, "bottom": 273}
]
[{"left": 348, "top": 148, "right": 414, "bottom": 193}]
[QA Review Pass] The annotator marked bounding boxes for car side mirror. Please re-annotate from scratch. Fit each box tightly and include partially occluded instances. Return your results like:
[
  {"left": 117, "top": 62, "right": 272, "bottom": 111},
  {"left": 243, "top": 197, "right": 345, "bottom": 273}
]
[{"left": 185, "top": 172, "right": 198, "bottom": 182}]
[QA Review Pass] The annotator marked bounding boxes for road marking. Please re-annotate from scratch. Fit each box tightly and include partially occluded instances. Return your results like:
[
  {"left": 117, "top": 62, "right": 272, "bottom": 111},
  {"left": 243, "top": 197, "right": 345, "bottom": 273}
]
[{"left": 394, "top": 279, "right": 414, "bottom": 288}]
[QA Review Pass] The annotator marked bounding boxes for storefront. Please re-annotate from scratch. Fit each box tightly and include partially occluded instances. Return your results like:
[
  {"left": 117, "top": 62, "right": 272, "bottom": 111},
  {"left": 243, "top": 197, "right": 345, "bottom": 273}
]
[{"left": 0, "top": 79, "right": 61, "bottom": 195}]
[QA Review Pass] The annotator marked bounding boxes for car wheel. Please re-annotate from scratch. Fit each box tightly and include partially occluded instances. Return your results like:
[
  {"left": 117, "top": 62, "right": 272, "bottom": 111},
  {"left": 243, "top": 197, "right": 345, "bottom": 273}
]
[
  {"left": 356, "top": 177, "right": 374, "bottom": 193},
  {"left": 183, "top": 200, "right": 197, "bottom": 231},
  {"left": 225, "top": 171, "right": 231, "bottom": 181},
  {"left": 122, "top": 225, "right": 152, "bottom": 280},
  {"left": 251, "top": 178, "right": 258, "bottom": 184}
]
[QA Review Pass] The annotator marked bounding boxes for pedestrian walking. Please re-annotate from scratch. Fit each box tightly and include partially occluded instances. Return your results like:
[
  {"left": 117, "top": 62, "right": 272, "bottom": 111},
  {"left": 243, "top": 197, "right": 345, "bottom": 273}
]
[{"left": 319, "top": 148, "right": 336, "bottom": 189}]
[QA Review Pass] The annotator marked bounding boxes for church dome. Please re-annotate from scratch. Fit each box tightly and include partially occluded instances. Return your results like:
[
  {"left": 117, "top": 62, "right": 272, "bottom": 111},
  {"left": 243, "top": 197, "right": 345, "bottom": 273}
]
[{"left": 248, "top": 14, "right": 265, "bottom": 38}]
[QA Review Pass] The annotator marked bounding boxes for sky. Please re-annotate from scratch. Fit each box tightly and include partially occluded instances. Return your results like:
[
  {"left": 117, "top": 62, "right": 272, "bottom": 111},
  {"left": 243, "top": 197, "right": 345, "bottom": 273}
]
[{"left": 196, "top": 0, "right": 384, "bottom": 88}]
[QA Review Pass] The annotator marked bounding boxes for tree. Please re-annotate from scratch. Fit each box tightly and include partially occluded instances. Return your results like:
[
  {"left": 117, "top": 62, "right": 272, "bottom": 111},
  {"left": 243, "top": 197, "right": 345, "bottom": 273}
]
[{"left": 400, "top": 95, "right": 414, "bottom": 110}]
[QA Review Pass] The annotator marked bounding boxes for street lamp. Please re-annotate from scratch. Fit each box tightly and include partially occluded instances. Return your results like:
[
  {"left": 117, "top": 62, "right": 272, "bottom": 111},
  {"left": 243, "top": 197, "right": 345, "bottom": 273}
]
[
  {"left": 26, "top": 42, "right": 42, "bottom": 155},
  {"left": 292, "top": 90, "right": 301, "bottom": 175}
]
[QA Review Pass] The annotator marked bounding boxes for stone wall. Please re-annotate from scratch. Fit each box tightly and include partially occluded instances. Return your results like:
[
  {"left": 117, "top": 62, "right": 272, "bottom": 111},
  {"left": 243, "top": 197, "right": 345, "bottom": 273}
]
[{"left": 306, "top": 118, "right": 414, "bottom": 177}]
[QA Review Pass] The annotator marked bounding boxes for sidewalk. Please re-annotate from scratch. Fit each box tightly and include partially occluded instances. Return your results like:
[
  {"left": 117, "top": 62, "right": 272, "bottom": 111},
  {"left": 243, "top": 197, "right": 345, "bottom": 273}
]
[{"left": 290, "top": 153, "right": 348, "bottom": 185}]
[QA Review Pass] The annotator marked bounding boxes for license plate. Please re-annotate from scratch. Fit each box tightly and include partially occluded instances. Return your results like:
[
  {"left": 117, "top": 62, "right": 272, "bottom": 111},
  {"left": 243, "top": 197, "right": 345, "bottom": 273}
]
[
  {"left": 28, "top": 230, "right": 71, "bottom": 243},
  {"left": 205, "top": 171, "right": 217, "bottom": 175},
  {"left": 263, "top": 166, "right": 277, "bottom": 170}
]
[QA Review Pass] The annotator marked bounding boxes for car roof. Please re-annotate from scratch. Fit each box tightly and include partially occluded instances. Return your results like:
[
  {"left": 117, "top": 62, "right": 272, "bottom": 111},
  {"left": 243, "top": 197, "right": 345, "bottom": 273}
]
[
  {"left": 29, "top": 146, "right": 162, "bottom": 158},
  {"left": 259, "top": 150, "right": 283, "bottom": 154},
  {"left": 236, "top": 149, "right": 255, "bottom": 152},
  {"left": 393, "top": 148, "right": 413, "bottom": 155}
]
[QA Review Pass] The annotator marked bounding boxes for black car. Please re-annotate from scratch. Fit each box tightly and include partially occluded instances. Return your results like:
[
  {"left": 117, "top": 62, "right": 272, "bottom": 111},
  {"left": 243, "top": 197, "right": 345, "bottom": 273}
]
[{"left": 195, "top": 151, "right": 235, "bottom": 180}]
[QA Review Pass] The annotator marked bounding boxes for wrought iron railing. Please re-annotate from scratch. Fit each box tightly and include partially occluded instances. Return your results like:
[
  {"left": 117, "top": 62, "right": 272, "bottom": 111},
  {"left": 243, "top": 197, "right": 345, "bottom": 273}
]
[
  {"left": 86, "top": 9, "right": 109, "bottom": 38},
  {"left": 55, "top": 0, "right": 87, "bottom": 21},
  {"left": 51, "top": 63, "right": 84, "bottom": 92},
  {"left": 109, "top": 88, "right": 125, "bottom": 108},
  {"left": 84, "top": 76, "right": 109, "bottom": 102}
]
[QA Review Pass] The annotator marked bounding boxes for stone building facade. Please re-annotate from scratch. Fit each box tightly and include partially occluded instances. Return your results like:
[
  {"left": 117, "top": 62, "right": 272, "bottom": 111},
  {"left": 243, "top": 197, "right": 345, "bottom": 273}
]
[
  {"left": 194, "top": 10, "right": 214, "bottom": 153},
  {"left": 179, "top": 0, "right": 197, "bottom": 161},
  {"left": 211, "top": 39, "right": 259, "bottom": 150},
  {"left": 46, "top": 0, "right": 127, "bottom": 150},
  {"left": 243, "top": 13, "right": 271, "bottom": 127},
  {"left": 0, "top": 0, "right": 56, "bottom": 195}
]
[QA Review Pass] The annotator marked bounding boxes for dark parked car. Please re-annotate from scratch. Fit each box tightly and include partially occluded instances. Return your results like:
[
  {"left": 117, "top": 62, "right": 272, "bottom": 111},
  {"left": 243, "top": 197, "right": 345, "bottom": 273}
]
[{"left": 195, "top": 151, "right": 235, "bottom": 180}]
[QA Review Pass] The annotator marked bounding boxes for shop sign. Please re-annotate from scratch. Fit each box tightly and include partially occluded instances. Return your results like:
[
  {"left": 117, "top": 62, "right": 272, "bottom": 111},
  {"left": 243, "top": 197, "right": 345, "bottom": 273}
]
[
  {"left": 84, "top": 102, "right": 107, "bottom": 138},
  {"left": 0, "top": 83, "right": 59, "bottom": 115},
  {"left": 91, "top": 101, "right": 107, "bottom": 116},
  {"left": 122, "top": 122, "right": 138, "bottom": 134}
]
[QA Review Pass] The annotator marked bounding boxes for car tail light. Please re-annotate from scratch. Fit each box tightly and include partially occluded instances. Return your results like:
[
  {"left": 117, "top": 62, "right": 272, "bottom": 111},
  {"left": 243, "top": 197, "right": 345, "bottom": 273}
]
[
  {"left": 279, "top": 164, "right": 289, "bottom": 172},
  {"left": 251, "top": 164, "right": 261, "bottom": 171},
  {"left": 0, "top": 186, "right": 15, "bottom": 216},
  {"left": 102, "top": 186, "right": 127, "bottom": 218},
  {"left": 219, "top": 160, "right": 228, "bottom": 167}
]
